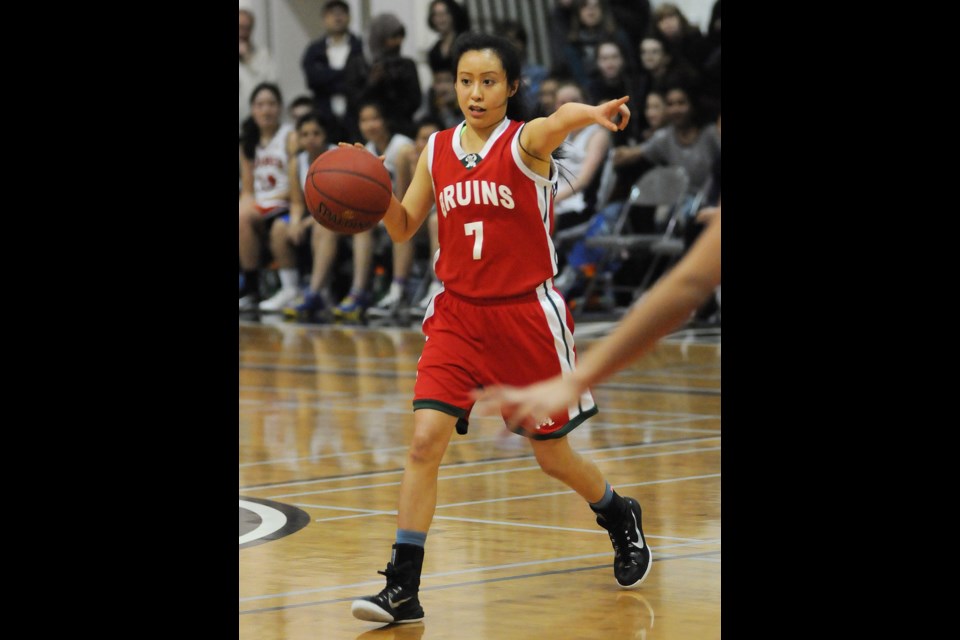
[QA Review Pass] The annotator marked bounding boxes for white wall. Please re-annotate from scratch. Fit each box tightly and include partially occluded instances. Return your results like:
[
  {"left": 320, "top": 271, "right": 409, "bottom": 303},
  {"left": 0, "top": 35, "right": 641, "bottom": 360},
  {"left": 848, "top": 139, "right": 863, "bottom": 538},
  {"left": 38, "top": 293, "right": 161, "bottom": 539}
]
[
  {"left": 270, "top": 1, "right": 312, "bottom": 106},
  {"left": 242, "top": 0, "right": 433, "bottom": 119}
]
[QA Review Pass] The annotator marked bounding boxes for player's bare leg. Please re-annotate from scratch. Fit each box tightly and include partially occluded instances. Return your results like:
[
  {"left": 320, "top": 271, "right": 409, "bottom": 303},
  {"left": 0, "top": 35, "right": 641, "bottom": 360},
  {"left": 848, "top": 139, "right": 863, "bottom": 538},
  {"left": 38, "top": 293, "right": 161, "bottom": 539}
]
[
  {"left": 352, "top": 409, "right": 457, "bottom": 623},
  {"left": 531, "top": 435, "right": 652, "bottom": 589},
  {"left": 334, "top": 228, "right": 375, "bottom": 320}
]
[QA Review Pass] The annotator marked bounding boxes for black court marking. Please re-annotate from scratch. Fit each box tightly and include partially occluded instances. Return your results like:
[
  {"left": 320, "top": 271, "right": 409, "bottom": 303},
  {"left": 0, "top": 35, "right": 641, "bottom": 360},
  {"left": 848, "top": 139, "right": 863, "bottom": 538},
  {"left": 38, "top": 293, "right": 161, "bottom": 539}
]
[
  {"left": 239, "top": 507, "right": 261, "bottom": 538},
  {"left": 239, "top": 550, "right": 720, "bottom": 614},
  {"left": 239, "top": 495, "right": 311, "bottom": 549}
]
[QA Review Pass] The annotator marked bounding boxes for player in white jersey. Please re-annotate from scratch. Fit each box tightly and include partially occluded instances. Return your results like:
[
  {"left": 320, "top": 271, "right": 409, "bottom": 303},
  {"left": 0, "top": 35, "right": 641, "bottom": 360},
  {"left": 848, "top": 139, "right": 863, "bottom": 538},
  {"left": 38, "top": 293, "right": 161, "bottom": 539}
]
[
  {"left": 552, "top": 81, "right": 612, "bottom": 232},
  {"left": 238, "top": 83, "right": 299, "bottom": 312}
]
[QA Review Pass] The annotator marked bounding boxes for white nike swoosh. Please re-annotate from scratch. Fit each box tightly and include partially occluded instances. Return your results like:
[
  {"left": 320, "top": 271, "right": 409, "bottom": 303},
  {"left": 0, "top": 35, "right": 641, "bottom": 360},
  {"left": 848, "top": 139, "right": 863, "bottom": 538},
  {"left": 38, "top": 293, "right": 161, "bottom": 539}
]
[
  {"left": 389, "top": 596, "right": 412, "bottom": 608},
  {"left": 630, "top": 511, "right": 645, "bottom": 550}
]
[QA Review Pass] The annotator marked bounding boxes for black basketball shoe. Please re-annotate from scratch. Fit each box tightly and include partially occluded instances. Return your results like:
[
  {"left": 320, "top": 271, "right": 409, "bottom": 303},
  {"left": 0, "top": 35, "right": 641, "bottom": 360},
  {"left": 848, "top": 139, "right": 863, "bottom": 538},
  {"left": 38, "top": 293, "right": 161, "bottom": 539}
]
[
  {"left": 596, "top": 496, "right": 653, "bottom": 588},
  {"left": 352, "top": 545, "right": 424, "bottom": 624}
]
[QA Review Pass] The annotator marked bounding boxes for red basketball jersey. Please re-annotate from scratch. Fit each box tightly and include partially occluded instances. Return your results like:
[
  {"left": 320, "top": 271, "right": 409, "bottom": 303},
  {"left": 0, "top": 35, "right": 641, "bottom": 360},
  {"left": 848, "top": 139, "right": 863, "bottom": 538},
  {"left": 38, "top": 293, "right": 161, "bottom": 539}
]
[{"left": 428, "top": 119, "right": 559, "bottom": 299}]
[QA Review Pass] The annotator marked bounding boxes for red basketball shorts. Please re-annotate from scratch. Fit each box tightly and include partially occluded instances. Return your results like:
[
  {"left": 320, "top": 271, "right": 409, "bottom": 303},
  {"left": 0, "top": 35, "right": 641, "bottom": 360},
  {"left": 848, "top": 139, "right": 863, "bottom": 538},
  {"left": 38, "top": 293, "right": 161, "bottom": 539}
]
[{"left": 413, "top": 283, "right": 598, "bottom": 439}]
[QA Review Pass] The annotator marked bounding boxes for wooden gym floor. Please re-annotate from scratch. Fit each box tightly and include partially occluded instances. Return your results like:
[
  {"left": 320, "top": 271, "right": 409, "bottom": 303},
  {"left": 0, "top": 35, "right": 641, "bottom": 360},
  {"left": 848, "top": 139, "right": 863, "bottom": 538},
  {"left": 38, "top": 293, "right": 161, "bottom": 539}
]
[{"left": 239, "top": 316, "right": 721, "bottom": 639}]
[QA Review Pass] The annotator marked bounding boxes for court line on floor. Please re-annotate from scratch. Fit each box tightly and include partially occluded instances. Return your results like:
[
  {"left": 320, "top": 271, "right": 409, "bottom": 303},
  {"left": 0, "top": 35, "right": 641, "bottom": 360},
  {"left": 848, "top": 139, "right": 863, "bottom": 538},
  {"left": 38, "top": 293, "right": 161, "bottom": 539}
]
[
  {"left": 290, "top": 471, "right": 720, "bottom": 518},
  {"left": 307, "top": 502, "right": 720, "bottom": 544},
  {"left": 239, "top": 548, "right": 721, "bottom": 612},
  {"left": 269, "top": 449, "right": 721, "bottom": 500}
]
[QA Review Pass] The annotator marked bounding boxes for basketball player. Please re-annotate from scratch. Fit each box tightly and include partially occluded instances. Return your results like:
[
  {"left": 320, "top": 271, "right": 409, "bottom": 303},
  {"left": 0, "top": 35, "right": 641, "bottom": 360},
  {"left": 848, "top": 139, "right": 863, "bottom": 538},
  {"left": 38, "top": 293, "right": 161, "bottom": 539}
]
[
  {"left": 475, "top": 209, "right": 721, "bottom": 428},
  {"left": 238, "top": 83, "right": 299, "bottom": 313},
  {"left": 350, "top": 32, "right": 649, "bottom": 625}
]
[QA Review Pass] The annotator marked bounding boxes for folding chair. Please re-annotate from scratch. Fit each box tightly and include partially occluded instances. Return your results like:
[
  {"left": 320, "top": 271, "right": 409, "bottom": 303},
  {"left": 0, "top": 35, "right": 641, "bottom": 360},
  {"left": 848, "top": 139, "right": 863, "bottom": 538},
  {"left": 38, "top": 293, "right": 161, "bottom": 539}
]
[{"left": 569, "top": 166, "right": 690, "bottom": 316}]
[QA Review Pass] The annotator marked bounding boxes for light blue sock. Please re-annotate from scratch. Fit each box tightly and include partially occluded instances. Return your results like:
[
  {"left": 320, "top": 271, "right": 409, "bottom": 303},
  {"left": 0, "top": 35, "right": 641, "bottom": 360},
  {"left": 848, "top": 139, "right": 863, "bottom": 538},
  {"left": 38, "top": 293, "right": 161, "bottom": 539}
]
[
  {"left": 589, "top": 482, "right": 614, "bottom": 512},
  {"left": 396, "top": 529, "right": 427, "bottom": 548}
]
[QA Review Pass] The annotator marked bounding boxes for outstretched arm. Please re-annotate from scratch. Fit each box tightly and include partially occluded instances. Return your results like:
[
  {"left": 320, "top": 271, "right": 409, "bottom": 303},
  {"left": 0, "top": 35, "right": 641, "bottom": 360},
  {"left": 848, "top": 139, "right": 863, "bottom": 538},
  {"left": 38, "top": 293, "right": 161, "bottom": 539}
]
[
  {"left": 474, "top": 212, "right": 721, "bottom": 428},
  {"left": 520, "top": 96, "right": 631, "bottom": 165}
]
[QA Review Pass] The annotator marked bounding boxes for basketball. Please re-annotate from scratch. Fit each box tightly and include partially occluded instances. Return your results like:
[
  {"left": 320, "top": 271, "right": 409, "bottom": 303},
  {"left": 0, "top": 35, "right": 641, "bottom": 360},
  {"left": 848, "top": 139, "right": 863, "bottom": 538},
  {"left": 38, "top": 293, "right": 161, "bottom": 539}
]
[{"left": 305, "top": 146, "right": 393, "bottom": 234}]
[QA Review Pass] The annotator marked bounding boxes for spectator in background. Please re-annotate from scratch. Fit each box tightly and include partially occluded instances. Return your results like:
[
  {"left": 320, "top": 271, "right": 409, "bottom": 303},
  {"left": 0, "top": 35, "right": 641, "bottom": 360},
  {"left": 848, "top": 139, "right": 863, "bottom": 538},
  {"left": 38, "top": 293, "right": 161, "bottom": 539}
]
[
  {"left": 287, "top": 95, "right": 316, "bottom": 127},
  {"left": 345, "top": 13, "right": 422, "bottom": 140},
  {"left": 238, "top": 83, "right": 298, "bottom": 313},
  {"left": 639, "top": 34, "right": 699, "bottom": 96},
  {"left": 641, "top": 89, "right": 668, "bottom": 142},
  {"left": 603, "top": 89, "right": 669, "bottom": 210},
  {"left": 426, "top": 0, "right": 471, "bottom": 73},
  {"left": 607, "top": 0, "right": 652, "bottom": 55},
  {"left": 588, "top": 38, "right": 646, "bottom": 141},
  {"left": 556, "top": 0, "right": 638, "bottom": 91},
  {"left": 301, "top": 0, "right": 366, "bottom": 143},
  {"left": 416, "top": 67, "right": 462, "bottom": 130},
  {"left": 555, "top": 89, "right": 672, "bottom": 299},
  {"left": 332, "top": 102, "right": 415, "bottom": 322},
  {"left": 652, "top": 2, "right": 708, "bottom": 71},
  {"left": 239, "top": 6, "right": 276, "bottom": 134},
  {"left": 283, "top": 111, "right": 341, "bottom": 323},
  {"left": 354, "top": 101, "right": 417, "bottom": 319},
  {"left": 496, "top": 19, "right": 548, "bottom": 116},
  {"left": 287, "top": 96, "right": 327, "bottom": 157},
  {"left": 614, "top": 82, "right": 719, "bottom": 205},
  {"left": 533, "top": 75, "right": 562, "bottom": 119},
  {"left": 552, "top": 81, "right": 613, "bottom": 234}
]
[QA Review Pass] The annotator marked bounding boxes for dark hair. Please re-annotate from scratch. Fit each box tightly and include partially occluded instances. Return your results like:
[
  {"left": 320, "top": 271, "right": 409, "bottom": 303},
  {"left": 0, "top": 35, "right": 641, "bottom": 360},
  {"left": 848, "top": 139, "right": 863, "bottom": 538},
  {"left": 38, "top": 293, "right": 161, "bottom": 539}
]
[
  {"left": 289, "top": 95, "right": 315, "bottom": 112},
  {"left": 571, "top": 0, "right": 617, "bottom": 37},
  {"left": 427, "top": 0, "right": 471, "bottom": 34},
  {"left": 556, "top": 79, "right": 592, "bottom": 106},
  {"left": 495, "top": 18, "right": 527, "bottom": 48},
  {"left": 413, "top": 115, "right": 445, "bottom": 134},
  {"left": 451, "top": 32, "right": 529, "bottom": 123},
  {"left": 356, "top": 100, "right": 397, "bottom": 137},
  {"left": 240, "top": 82, "right": 283, "bottom": 160},
  {"left": 596, "top": 37, "right": 628, "bottom": 63},
  {"left": 248, "top": 81, "right": 282, "bottom": 107},
  {"left": 662, "top": 80, "right": 710, "bottom": 127},
  {"left": 296, "top": 110, "right": 331, "bottom": 134},
  {"left": 323, "top": 0, "right": 349, "bottom": 14}
]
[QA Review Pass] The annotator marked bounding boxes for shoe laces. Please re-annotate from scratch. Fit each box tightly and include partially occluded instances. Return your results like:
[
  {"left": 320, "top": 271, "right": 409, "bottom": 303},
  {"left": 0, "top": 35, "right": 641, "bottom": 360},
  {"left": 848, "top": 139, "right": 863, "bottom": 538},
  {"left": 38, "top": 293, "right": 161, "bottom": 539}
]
[
  {"left": 376, "top": 562, "right": 406, "bottom": 597},
  {"left": 601, "top": 513, "right": 635, "bottom": 556}
]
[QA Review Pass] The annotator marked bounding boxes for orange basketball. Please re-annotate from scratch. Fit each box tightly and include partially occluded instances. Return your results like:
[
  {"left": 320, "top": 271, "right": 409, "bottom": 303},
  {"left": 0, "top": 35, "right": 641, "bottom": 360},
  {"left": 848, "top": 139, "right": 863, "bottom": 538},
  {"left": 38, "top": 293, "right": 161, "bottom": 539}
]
[{"left": 304, "top": 146, "right": 393, "bottom": 234}]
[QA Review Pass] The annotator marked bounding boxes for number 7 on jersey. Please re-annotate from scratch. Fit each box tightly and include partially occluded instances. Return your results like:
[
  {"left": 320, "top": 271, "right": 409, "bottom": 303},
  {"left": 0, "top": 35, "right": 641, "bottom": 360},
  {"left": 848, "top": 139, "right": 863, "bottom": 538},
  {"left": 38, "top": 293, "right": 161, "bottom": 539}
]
[{"left": 464, "top": 222, "right": 483, "bottom": 260}]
